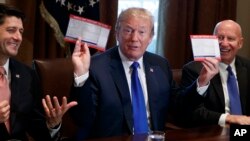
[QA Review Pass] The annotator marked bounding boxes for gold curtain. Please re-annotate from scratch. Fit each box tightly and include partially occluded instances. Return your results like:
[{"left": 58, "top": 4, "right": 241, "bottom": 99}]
[
  {"left": 33, "top": 0, "right": 119, "bottom": 59},
  {"left": 6, "top": 0, "right": 118, "bottom": 66}
]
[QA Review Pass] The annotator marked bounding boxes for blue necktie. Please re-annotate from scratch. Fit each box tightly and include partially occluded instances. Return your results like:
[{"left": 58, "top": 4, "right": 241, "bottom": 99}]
[
  {"left": 131, "top": 62, "right": 148, "bottom": 134},
  {"left": 227, "top": 66, "right": 242, "bottom": 115}
]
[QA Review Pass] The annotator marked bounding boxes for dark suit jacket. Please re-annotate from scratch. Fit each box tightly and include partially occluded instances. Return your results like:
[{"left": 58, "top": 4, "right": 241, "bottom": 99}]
[
  {"left": 180, "top": 56, "right": 250, "bottom": 127},
  {"left": 70, "top": 47, "right": 196, "bottom": 140},
  {"left": 0, "top": 59, "right": 55, "bottom": 141}
]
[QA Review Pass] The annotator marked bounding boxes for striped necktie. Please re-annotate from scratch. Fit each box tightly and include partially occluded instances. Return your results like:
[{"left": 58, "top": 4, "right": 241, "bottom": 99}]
[{"left": 0, "top": 66, "right": 11, "bottom": 133}]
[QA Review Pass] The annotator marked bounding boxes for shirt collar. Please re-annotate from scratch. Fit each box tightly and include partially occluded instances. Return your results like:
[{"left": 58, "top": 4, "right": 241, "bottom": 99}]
[
  {"left": 1, "top": 59, "right": 10, "bottom": 76},
  {"left": 219, "top": 58, "right": 236, "bottom": 71},
  {"left": 118, "top": 47, "right": 143, "bottom": 69}
]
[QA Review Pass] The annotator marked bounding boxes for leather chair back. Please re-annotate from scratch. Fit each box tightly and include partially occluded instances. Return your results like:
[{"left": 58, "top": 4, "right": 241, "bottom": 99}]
[
  {"left": 172, "top": 69, "right": 182, "bottom": 84},
  {"left": 166, "top": 69, "right": 183, "bottom": 130},
  {"left": 33, "top": 58, "right": 77, "bottom": 139}
]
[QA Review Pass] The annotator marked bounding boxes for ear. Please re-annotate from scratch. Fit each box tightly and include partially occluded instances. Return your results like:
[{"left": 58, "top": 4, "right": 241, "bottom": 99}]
[
  {"left": 148, "top": 35, "right": 153, "bottom": 45},
  {"left": 115, "top": 30, "right": 120, "bottom": 41},
  {"left": 238, "top": 37, "right": 244, "bottom": 49}
]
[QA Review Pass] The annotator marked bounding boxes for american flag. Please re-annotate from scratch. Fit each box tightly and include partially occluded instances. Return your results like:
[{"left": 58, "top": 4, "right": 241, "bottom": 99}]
[{"left": 40, "top": 0, "right": 100, "bottom": 47}]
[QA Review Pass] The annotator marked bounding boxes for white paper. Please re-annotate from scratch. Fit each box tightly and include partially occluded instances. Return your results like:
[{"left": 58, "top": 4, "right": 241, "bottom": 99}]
[
  {"left": 190, "top": 35, "right": 221, "bottom": 61},
  {"left": 64, "top": 14, "right": 111, "bottom": 51}
]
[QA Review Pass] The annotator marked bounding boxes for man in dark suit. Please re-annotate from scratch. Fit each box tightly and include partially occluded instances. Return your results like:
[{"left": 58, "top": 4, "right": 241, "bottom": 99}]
[
  {"left": 180, "top": 20, "right": 250, "bottom": 127},
  {"left": 0, "top": 4, "right": 77, "bottom": 140},
  {"left": 69, "top": 7, "right": 217, "bottom": 140}
]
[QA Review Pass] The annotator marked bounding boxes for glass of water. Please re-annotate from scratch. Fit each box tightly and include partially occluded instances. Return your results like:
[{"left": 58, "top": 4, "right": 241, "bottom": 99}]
[{"left": 147, "top": 131, "right": 165, "bottom": 141}]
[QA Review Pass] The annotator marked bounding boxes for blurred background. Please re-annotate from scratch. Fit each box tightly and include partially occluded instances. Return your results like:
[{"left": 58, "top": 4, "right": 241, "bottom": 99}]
[{"left": 1, "top": 0, "right": 249, "bottom": 69}]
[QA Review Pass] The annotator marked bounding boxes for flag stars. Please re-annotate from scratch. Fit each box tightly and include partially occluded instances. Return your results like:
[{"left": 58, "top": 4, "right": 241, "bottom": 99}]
[
  {"left": 61, "top": 0, "right": 66, "bottom": 6},
  {"left": 53, "top": 0, "right": 99, "bottom": 14},
  {"left": 67, "top": 2, "right": 72, "bottom": 11},
  {"left": 77, "top": 6, "right": 84, "bottom": 15},
  {"left": 89, "top": 0, "right": 96, "bottom": 7}
]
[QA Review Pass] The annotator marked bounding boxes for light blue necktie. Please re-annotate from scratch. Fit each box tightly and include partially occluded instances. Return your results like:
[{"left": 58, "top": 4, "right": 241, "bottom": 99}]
[
  {"left": 227, "top": 66, "right": 242, "bottom": 115},
  {"left": 131, "top": 62, "right": 148, "bottom": 134}
]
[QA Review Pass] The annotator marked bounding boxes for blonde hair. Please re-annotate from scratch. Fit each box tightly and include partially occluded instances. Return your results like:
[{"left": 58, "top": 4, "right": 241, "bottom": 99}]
[{"left": 115, "top": 7, "right": 154, "bottom": 36}]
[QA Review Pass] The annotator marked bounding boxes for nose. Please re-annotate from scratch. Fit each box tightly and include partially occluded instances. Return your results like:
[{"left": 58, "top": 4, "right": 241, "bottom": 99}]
[
  {"left": 131, "top": 31, "right": 139, "bottom": 41},
  {"left": 219, "top": 38, "right": 229, "bottom": 47},
  {"left": 13, "top": 31, "right": 22, "bottom": 41}
]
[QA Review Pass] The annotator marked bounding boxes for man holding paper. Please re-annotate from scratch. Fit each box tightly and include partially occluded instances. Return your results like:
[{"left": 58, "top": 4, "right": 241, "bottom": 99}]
[
  {"left": 180, "top": 20, "right": 250, "bottom": 127},
  {"left": 69, "top": 7, "right": 218, "bottom": 140}
]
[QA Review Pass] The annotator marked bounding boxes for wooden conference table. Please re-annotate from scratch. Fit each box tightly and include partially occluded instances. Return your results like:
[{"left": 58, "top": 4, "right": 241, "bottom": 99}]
[{"left": 86, "top": 125, "right": 229, "bottom": 141}]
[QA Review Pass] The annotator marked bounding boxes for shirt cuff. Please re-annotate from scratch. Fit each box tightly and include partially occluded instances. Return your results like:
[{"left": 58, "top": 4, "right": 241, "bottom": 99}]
[
  {"left": 218, "top": 113, "right": 229, "bottom": 127},
  {"left": 48, "top": 123, "right": 61, "bottom": 138},
  {"left": 196, "top": 80, "right": 210, "bottom": 96},
  {"left": 74, "top": 71, "right": 89, "bottom": 87}
]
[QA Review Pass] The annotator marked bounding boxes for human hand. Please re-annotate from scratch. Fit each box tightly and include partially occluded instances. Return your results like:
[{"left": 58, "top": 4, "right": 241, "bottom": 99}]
[
  {"left": 226, "top": 114, "right": 250, "bottom": 125},
  {"left": 42, "top": 95, "right": 78, "bottom": 128},
  {"left": 72, "top": 38, "right": 90, "bottom": 77},
  {"left": 198, "top": 57, "right": 219, "bottom": 86},
  {"left": 0, "top": 101, "right": 10, "bottom": 123}
]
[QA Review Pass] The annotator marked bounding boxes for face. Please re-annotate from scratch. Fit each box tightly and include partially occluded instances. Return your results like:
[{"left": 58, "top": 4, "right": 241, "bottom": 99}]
[
  {"left": 0, "top": 16, "right": 23, "bottom": 59},
  {"left": 215, "top": 21, "right": 243, "bottom": 65},
  {"left": 116, "top": 15, "right": 153, "bottom": 61}
]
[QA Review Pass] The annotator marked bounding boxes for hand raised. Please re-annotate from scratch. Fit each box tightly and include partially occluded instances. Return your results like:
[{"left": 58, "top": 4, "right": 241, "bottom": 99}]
[
  {"left": 198, "top": 57, "right": 220, "bottom": 86},
  {"left": 72, "top": 38, "right": 90, "bottom": 77},
  {"left": 42, "top": 95, "right": 78, "bottom": 128}
]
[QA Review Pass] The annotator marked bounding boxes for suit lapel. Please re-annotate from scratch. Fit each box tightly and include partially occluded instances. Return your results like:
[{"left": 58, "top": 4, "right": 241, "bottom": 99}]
[
  {"left": 109, "top": 48, "right": 133, "bottom": 133},
  {"left": 143, "top": 57, "right": 161, "bottom": 130},
  {"left": 144, "top": 63, "right": 158, "bottom": 98},
  {"left": 9, "top": 60, "right": 21, "bottom": 134},
  {"left": 210, "top": 74, "right": 225, "bottom": 108},
  {"left": 191, "top": 61, "right": 226, "bottom": 111},
  {"left": 235, "top": 58, "right": 248, "bottom": 114},
  {"left": 0, "top": 123, "right": 10, "bottom": 140}
]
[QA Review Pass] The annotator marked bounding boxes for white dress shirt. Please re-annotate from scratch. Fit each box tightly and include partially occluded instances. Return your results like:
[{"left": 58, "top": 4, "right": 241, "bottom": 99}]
[
  {"left": 198, "top": 59, "right": 237, "bottom": 126},
  {"left": 118, "top": 48, "right": 151, "bottom": 129},
  {"left": 218, "top": 59, "right": 237, "bottom": 126},
  {"left": 74, "top": 48, "right": 152, "bottom": 129}
]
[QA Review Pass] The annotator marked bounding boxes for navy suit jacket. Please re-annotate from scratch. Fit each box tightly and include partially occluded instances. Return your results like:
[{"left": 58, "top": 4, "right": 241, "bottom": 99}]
[
  {"left": 70, "top": 47, "right": 196, "bottom": 139},
  {"left": 0, "top": 59, "right": 54, "bottom": 141},
  {"left": 180, "top": 56, "right": 250, "bottom": 127}
]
